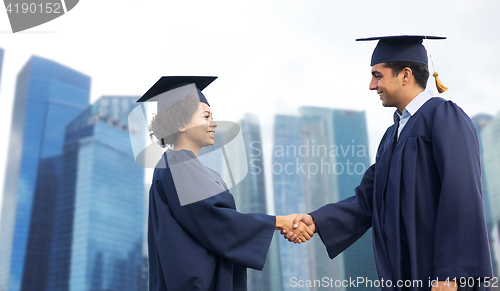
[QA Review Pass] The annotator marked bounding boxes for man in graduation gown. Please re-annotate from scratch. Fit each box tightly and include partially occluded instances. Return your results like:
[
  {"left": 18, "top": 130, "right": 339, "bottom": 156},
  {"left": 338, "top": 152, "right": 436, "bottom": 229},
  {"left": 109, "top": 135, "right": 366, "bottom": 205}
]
[{"left": 285, "top": 36, "right": 493, "bottom": 290}]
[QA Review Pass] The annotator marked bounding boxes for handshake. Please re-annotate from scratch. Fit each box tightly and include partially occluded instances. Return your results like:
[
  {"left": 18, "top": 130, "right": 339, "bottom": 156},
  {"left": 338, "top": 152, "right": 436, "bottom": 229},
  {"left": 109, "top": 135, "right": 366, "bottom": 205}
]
[{"left": 275, "top": 214, "right": 316, "bottom": 243}]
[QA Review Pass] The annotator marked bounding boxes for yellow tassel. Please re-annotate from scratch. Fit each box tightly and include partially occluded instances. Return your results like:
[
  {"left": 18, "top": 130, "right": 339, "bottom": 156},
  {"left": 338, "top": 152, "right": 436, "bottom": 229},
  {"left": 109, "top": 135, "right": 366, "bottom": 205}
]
[{"left": 433, "top": 72, "right": 448, "bottom": 93}]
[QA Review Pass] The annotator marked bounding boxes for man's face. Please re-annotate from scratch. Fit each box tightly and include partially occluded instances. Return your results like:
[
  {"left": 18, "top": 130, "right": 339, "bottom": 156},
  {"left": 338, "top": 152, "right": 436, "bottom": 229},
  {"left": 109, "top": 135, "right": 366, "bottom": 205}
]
[{"left": 369, "top": 63, "right": 404, "bottom": 109}]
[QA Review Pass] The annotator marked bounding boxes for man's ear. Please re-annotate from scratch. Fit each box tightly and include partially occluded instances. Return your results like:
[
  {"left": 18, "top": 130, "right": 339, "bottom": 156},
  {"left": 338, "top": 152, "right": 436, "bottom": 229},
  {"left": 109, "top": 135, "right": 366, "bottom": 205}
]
[
  {"left": 402, "top": 67, "right": 413, "bottom": 85},
  {"left": 178, "top": 125, "right": 186, "bottom": 133}
]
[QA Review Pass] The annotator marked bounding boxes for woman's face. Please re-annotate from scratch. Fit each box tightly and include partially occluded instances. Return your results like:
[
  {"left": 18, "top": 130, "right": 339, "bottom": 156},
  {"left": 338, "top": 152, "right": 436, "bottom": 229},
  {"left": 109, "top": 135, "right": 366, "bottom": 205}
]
[{"left": 182, "top": 102, "right": 217, "bottom": 148}]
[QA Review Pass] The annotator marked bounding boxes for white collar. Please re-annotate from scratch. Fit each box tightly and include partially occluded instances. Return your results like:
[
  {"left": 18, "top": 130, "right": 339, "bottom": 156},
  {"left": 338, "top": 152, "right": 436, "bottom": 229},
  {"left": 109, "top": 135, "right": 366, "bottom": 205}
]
[{"left": 397, "top": 90, "right": 433, "bottom": 117}]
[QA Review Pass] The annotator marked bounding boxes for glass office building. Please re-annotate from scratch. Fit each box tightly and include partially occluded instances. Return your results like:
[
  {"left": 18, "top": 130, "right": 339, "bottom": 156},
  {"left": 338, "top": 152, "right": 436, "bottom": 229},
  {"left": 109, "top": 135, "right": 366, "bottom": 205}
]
[
  {"left": 272, "top": 114, "right": 312, "bottom": 291},
  {"left": 272, "top": 107, "right": 378, "bottom": 290},
  {"left": 471, "top": 114, "right": 494, "bottom": 234},
  {"left": 231, "top": 114, "right": 283, "bottom": 291},
  {"left": 48, "top": 96, "right": 144, "bottom": 291},
  {"left": 0, "top": 56, "right": 90, "bottom": 291},
  {"left": 329, "top": 109, "right": 378, "bottom": 290},
  {"left": 480, "top": 112, "right": 500, "bottom": 276}
]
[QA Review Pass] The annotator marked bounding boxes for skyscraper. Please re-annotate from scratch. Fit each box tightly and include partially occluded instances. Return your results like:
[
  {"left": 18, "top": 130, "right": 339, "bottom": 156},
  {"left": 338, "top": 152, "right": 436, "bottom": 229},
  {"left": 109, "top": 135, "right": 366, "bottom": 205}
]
[
  {"left": 471, "top": 114, "right": 494, "bottom": 230},
  {"left": 230, "top": 113, "right": 283, "bottom": 291},
  {"left": 0, "top": 56, "right": 90, "bottom": 291},
  {"left": 329, "top": 109, "right": 378, "bottom": 290},
  {"left": 480, "top": 111, "right": 500, "bottom": 276},
  {"left": 298, "top": 107, "right": 347, "bottom": 291},
  {"left": 48, "top": 96, "right": 144, "bottom": 291},
  {"left": 273, "top": 114, "right": 312, "bottom": 291},
  {"left": 273, "top": 107, "right": 377, "bottom": 290}
]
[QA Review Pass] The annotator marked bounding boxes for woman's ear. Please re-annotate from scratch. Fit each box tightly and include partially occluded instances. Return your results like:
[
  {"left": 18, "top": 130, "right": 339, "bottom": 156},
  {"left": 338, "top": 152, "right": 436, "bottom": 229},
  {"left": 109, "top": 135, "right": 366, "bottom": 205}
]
[{"left": 178, "top": 125, "right": 186, "bottom": 133}]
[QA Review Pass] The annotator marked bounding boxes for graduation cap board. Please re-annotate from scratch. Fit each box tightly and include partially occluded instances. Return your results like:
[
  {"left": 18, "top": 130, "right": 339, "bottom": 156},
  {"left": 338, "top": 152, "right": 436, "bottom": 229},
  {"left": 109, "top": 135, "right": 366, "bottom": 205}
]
[
  {"left": 136, "top": 76, "right": 216, "bottom": 110},
  {"left": 128, "top": 76, "right": 249, "bottom": 205},
  {"left": 356, "top": 35, "right": 448, "bottom": 93}
]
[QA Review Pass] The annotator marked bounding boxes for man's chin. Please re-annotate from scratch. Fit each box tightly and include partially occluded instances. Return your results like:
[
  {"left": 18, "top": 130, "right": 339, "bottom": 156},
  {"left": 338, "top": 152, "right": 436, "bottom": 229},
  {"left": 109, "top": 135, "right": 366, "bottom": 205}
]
[{"left": 381, "top": 101, "right": 394, "bottom": 108}]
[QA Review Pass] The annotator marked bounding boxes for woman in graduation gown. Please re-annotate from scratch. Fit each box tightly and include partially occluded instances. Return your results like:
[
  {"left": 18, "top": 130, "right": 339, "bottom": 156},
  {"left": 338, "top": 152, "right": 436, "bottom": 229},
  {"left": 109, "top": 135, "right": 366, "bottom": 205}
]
[{"left": 141, "top": 77, "right": 313, "bottom": 291}]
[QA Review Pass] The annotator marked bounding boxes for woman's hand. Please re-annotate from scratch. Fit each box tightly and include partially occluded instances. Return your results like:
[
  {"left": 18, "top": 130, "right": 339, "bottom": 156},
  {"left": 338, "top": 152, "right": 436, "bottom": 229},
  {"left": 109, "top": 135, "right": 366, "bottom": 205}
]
[{"left": 275, "top": 214, "right": 313, "bottom": 243}]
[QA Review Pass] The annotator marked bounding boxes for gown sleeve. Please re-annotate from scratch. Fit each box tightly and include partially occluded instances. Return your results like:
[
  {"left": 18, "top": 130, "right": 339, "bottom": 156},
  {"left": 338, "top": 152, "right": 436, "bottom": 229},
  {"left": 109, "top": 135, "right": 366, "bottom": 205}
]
[
  {"left": 431, "top": 101, "right": 492, "bottom": 280},
  {"left": 156, "top": 150, "right": 276, "bottom": 271},
  {"left": 309, "top": 163, "right": 376, "bottom": 259}
]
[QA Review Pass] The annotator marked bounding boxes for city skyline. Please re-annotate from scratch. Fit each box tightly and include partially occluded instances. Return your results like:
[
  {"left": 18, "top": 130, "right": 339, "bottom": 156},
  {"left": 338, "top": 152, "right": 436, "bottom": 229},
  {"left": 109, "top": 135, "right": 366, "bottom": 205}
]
[
  {"left": 1, "top": 2, "right": 500, "bottom": 290},
  {"left": 2, "top": 51, "right": 500, "bottom": 290},
  {"left": 2, "top": 1, "right": 500, "bottom": 221}
]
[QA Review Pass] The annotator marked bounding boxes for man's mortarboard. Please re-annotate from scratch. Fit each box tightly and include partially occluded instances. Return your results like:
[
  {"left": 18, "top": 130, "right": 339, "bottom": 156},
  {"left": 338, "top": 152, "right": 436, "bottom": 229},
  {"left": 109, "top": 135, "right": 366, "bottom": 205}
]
[
  {"left": 356, "top": 35, "right": 448, "bottom": 93},
  {"left": 136, "top": 76, "right": 217, "bottom": 111}
]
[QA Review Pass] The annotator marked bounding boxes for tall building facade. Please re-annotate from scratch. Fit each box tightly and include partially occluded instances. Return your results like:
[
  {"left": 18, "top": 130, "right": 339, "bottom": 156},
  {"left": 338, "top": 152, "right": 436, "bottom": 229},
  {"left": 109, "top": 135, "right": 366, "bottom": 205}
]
[
  {"left": 298, "top": 107, "right": 347, "bottom": 291},
  {"left": 472, "top": 114, "right": 494, "bottom": 233},
  {"left": 48, "top": 96, "right": 144, "bottom": 291},
  {"left": 329, "top": 109, "right": 378, "bottom": 289},
  {"left": 231, "top": 114, "right": 283, "bottom": 291},
  {"left": 272, "top": 107, "right": 378, "bottom": 290},
  {"left": 0, "top": 56, "right": 90, "bottom": 291},
  {"left": 272, "top": 114, "right": 312, "bottom": 291},
  {"left": 480, "top": 111, "right": 500, "bottom": 276}
]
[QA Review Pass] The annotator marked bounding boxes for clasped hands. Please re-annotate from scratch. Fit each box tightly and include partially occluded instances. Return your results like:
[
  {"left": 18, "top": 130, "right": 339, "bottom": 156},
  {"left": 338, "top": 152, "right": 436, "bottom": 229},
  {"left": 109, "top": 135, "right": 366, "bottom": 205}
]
[{"left": 276, "top": 214, "right": 315, "bottom": 243}]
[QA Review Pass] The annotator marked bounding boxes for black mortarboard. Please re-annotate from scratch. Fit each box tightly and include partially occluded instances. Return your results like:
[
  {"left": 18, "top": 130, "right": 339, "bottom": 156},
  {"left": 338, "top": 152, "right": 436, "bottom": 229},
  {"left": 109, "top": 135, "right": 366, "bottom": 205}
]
[
  {"left": 136, "top": 76, "right": 217, "bottom": 112},
  {"left": 356, "top": 35, "right": 446, "bottom": 66},
  {"left": 356, "top": 35, "right": 448, "bottom": 93}
]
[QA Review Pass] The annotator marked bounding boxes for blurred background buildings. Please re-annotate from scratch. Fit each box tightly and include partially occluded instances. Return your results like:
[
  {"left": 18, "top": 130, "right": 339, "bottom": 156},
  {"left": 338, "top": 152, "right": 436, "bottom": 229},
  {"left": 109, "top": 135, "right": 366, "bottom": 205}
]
[{"left": 0, "top": 52, "right": 498, "bottom": 291}]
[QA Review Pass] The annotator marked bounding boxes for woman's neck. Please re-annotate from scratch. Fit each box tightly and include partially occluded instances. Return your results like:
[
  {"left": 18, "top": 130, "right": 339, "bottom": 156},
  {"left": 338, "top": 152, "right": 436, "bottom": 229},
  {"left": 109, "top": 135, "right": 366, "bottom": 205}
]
[{"left": 172, "top": 142, "right": 201, "bottom": 157}]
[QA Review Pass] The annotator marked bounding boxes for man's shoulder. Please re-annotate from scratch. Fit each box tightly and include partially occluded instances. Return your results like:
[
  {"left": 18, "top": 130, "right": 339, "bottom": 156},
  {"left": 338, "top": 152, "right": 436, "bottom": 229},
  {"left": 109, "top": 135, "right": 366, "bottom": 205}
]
[
  {"left": 414, "top": 97, "right": 463, "bottom": 121},
  {"left": 419, "top": 96, "right": 447, "bottom": 112},
  {"left": 419, "top": 97, "right": 470, "bottom": 120}
]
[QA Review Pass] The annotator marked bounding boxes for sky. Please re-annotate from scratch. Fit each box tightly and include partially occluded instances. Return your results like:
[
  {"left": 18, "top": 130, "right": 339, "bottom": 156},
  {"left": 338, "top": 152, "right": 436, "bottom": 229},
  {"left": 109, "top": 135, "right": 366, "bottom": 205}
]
[{"left": 0, "top": 0, "right": 499, "bottom": 220}]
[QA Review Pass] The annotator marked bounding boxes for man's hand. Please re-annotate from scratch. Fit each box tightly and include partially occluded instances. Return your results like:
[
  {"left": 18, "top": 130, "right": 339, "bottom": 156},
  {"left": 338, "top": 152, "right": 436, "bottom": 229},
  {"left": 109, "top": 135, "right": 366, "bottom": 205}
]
[
  {"left": 276, "top": 214, "right": 314, "bottom": 243},
  {"left": 280, "top": 214, "right": 316, "bottom": 244},
  {"left": 431, "top": 281, "right": 457, "bottom": 291}
]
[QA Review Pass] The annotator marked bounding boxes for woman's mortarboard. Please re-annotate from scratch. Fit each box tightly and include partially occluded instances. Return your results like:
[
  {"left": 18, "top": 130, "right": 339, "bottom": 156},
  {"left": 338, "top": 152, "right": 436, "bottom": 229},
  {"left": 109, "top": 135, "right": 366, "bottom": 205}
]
[
  {"left": 130, "top": 76, "right": 218, "bottom": 168},
  {"left": 130, "top": 76, "right": 249, "bottom": 205},
  {"left": 356, "top": 35, "right": 448, "bottom": 93},
  {"left": 136, "top": 76, "right": 217, "bottom": 111}
]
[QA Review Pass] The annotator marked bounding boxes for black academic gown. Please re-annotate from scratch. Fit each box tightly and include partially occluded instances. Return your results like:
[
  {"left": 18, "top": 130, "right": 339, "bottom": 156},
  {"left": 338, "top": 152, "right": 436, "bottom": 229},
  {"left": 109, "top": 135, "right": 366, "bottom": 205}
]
[
  {"left": 310, "top": 97, "right": 493, "bottom": 291},
  {"left": 148, "top": 150, "right": 275, "bottom": 291}
]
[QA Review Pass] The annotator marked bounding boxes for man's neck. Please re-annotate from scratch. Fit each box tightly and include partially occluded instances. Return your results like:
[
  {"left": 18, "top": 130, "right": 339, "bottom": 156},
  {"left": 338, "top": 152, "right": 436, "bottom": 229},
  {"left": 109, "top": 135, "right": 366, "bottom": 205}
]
[{"left": 396, "top": 88, "right": 424, "bottom": 113}]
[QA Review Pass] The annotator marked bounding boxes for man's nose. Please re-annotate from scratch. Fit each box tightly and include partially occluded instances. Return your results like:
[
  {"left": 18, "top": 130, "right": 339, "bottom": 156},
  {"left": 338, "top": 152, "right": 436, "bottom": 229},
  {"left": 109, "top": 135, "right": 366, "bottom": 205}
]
[{"left": 369, "top": 78, "right": 378, "bottom": 91}]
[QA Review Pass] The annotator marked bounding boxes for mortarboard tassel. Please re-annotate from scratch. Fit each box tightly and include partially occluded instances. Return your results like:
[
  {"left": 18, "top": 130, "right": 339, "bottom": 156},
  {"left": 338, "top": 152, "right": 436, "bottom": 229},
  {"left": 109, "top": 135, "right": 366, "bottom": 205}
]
[
  {"left": 424, "top": 36, "right": 448, "bottom": 94},
  {"left": 433, "top": 72, "right": 448, "bottom": 93}
]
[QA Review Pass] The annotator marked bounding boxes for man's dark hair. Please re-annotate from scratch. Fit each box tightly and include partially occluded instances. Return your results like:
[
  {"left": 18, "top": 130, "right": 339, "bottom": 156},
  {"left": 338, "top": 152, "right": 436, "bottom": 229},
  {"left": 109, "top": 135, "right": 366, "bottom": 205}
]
[{"left": 383, "top": 61, "right": 429, "bottom": 89}]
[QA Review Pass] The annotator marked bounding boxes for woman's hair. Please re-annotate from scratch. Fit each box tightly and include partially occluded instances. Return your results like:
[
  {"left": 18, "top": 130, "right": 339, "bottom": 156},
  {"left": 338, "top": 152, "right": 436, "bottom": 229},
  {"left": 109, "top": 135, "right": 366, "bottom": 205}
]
[{"left": 149, "top": 90, "right": 200, "bottom": 147}]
